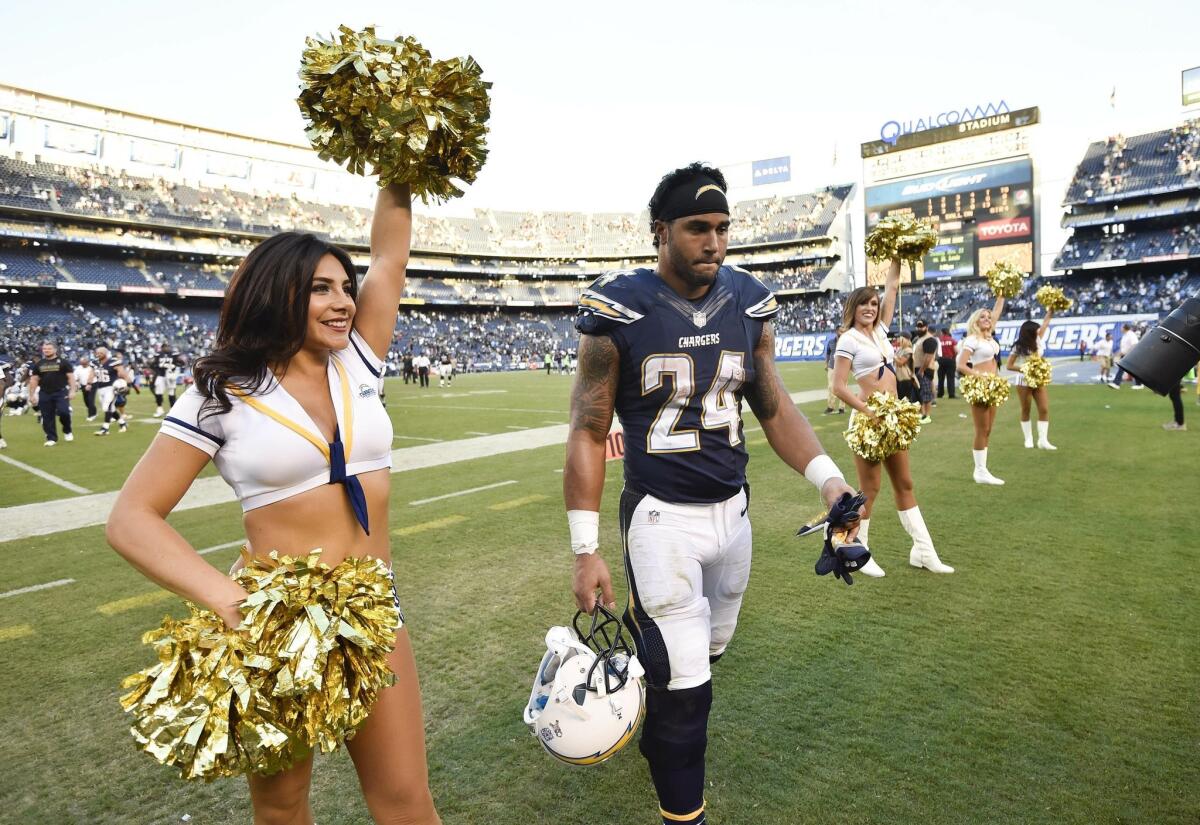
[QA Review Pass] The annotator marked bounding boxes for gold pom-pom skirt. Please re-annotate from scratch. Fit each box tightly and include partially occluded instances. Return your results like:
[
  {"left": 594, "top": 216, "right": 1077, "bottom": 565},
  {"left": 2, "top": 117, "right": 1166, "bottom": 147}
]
[
  {"left": 960, "top": 373, "right": 1012, "bottom": 407},
  {"left": 844, "top": 391, "right": 923, "bottom": 462},
  {"left": 297, "top": 25, "right": 492, "bottom": 202},
  {"left": 119, "top": 551, "right": 400, "bottom": 780},
  {"left": 1018, "top": 355, "right": 1053, "bottom": 389}
]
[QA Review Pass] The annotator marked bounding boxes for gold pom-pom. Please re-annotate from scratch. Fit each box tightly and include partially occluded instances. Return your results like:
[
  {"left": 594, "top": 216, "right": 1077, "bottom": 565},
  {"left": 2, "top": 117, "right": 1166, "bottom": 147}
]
[
  {"left": 120, "top": 552, "right": 399, "bottom": 780},
  {"left": 843, "top": 391, "right": 922, "bottom": 462},
  {"left": 960, "top": 373, "right": 1011, "bottom": 407},
  {"left": 985, "top": 262, "right": 1025, "bottom": 298},
  {"left": 865, "top": 215, "right": 939, "bottom": 262},
  {"left": 1021, "top": 354, "right": 1053, "bottom": 389},
  {"left": 1035, "top": 285, "right": 1072, "bottom": 312},
  {"left": 297, "top": 25, "right": 491, "bottom": 202}
]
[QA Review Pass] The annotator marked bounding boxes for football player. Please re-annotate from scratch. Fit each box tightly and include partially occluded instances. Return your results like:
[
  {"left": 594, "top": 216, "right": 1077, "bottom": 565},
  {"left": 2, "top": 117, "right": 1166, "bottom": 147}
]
[
  {"left": 0, "top": 359, "right": 12, "bottom": 448},
  {"left": 564, "top": 163, "right": 857, "bottom": 825},
  {"left": 92, "top": 346, "right": 134, "bottom": 436},
  {"left": 151, "top": 342, "right": 186, "bottom": 417}
]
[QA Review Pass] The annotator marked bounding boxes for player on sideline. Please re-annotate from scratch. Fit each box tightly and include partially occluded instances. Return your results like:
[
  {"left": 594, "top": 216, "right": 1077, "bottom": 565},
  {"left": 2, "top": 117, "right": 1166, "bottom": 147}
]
[
  {"left": 437, "top": 350, "right": 454, "bottom": 387},
  {"left": 565, "top": 163, "right": 857, "bottom": 825},
  {"left": 831, "top": 261, "right": 953, "bottom": 576},
  {"left": 152, "top": 342, "right": 186, "bottom": 417},
  {"left": 1006, "top": 310, "right": 1057, "bottom": 450},
  {"left": 957, "top": 294, "right": 1007, "bottom": 484},
  {"left": 106, "top": 184, "right": 441, "bottom": 823},
  {"left": 92, "top": 346, "right": 134, "bottom": 436}
]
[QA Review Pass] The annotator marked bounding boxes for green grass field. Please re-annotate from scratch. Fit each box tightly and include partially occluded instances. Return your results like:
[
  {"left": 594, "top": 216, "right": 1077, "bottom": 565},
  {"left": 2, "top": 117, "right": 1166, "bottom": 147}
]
[{"left": 0, "top": 366, "right": 1196, "bottom": 824}]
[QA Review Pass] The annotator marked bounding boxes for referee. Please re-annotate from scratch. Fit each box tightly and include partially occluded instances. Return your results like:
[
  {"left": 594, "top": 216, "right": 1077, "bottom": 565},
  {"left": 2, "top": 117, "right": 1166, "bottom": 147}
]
[{"left": 28, "top": 341, "right": 77, "bottom": 446}]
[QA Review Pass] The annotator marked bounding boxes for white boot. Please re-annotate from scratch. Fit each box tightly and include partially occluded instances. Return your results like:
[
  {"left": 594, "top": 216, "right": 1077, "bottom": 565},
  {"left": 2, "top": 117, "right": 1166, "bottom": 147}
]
[
  {"left": 855, "top": 518, "right": 885, "bottom": 577},
  {"left": 899, "top": 506, "right": 954, "bottom": 573},
  {"left": 1020, "top": 420, "right": 1033, "bottom": 448},
  {"left": 153, "top": 406, "right": 164, "bottom": 418},
  {"left": 973, "top": 449, "right": 1004, "bottom": 485},
  {"left": 1036, "top": 420, "right": 1056, "bottom": 450}
]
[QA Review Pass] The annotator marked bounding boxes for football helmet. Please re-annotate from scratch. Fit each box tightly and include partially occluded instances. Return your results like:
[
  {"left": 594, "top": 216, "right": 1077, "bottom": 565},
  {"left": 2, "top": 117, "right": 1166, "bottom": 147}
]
[
  {"left": 522, "top": 605, "right": 645, "bottom": 766},
  {"left": 113, "top": 379, "right": 128, "bottom": 391}
]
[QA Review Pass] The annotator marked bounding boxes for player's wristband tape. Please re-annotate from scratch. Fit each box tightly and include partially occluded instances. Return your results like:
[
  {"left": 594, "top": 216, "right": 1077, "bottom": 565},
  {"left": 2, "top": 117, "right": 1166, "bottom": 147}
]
[
  {"left": 567, "top": 510, "right": 599, "bottom": 555},
  {"left": 803, "top": 454, "right": 844, "bottom": 491}
]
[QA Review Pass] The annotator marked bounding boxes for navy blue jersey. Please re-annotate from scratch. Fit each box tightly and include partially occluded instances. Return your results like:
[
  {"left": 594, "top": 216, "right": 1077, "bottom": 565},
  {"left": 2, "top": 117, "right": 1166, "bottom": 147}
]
[
  {"left": 154, "top": 351, "right": 184, "bottom": 378},
  {"left": 575, "top": 266, "right": 778, "bottom": 503},
  {"left": 92, "top": 358, "right": 124, "bottom": 388}
]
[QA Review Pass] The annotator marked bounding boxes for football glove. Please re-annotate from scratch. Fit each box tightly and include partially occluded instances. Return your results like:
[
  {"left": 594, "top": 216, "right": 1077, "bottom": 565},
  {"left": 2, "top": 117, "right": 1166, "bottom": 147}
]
[{"left": 798, "top": 491, "right": 870, "bottom": 586}]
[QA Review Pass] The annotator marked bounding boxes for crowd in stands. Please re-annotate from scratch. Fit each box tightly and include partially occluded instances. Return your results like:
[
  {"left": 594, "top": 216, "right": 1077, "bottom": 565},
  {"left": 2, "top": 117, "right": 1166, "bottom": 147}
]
[
  {"left": 1065, "top": 120, "right": 1200, "bottom": 203},
  {"left": 1057, "top": 222, "right": 1199, "bottom": 268},
  {"left": 756, "top": 263, "right": 834, "bottom": 293},
  {"left": 2, "top": 270, "right": 1196, "bottom": 376},
  {"left": 0, "top": 156, "right": 848, "bottom": 258}
]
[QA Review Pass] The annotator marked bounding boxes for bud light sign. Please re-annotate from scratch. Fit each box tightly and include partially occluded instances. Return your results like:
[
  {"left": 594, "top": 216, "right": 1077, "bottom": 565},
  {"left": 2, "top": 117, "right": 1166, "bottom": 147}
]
[{"left": 752, "top": 157, "right": 791, "bottom": 186}]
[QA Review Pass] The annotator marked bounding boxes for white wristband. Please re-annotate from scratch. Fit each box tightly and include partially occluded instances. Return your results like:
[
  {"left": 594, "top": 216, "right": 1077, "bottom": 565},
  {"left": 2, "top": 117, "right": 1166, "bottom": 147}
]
[
  {"left": 803, "top": 454, "right": 844, "bottom": 491},
  {"left": 567, "top": 510, "right": 600, "bottom": 555}
]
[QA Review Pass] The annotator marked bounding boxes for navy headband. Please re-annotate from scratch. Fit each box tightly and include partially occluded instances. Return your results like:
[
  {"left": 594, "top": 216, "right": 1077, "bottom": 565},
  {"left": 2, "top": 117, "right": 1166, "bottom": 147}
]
[{"left": 658, "top": 176, "right": 730, "bottom": 222}]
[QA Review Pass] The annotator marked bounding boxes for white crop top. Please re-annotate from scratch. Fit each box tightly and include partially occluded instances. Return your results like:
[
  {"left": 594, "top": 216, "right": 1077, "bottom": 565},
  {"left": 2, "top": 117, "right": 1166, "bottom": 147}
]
[
  {"left": 161, "top": 329, "right": 393, "bottom": 514},
  {"left": 961, "top": 334, "right": 1000, "bottom": 365},
  {"left": 835, "top": 324, "right": 896, "bottom": 380}
]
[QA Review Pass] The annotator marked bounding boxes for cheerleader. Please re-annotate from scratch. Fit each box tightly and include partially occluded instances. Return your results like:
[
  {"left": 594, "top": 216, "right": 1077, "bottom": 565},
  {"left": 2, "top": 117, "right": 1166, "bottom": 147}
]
[
  {"left": 107, "top": 184, "right": 442, "bottom": 824},
  {"left": 831, "top": 258, "right": 953, "bottom": 575},
  {"left": 1005, "top": 310, "right": 1057, "bottom": 449},
  {"left": 957, "top": 293, "right": 1007, "bottom": 484}
]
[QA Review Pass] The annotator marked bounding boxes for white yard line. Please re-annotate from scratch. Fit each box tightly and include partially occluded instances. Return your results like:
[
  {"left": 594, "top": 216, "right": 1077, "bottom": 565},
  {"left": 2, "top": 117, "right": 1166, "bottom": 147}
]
[
  {"left": 0, "top": 578, "right": 75, "bottom": 599},
  {"left": 393, "top": 435, "right": 444, "bottom": 442},
  {"left": 0, "top": 454, "right": 91, "bottom": 494},
  {"left": 0, "top": 389, "right": 830, "bottom": 543},
  {"left": 505, "top": 425, "right": 529, "bottom": 430},
  {"left": 464, "top": 431, "right": 492, "bottom": 436},
  {"left": 409, "top": 480, "right": 518, "bottom": 506}
]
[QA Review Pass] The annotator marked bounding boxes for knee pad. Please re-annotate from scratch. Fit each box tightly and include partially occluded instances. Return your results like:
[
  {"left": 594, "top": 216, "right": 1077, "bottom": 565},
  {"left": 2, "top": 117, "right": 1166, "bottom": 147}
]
[{"left": 639, "top": 681, "right": 712, "bottom": 768}]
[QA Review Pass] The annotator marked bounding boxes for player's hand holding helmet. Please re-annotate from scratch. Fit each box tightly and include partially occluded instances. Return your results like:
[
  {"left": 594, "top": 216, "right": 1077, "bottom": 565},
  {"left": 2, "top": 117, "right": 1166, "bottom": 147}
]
[
  {"left": 113, "top": 378, "right": 128, "bottom": 390},
  {"left": 798, "top": 491, "right": 871, "bottom": 585},
  {"left": 522, "top": 605, "right": 645, "bottom": 765}
]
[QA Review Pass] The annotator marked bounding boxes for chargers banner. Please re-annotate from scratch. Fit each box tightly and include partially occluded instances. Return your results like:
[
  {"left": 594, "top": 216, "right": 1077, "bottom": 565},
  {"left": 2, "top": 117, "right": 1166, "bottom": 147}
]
[
  {"left": 775, "top": 332, "right": 836, "bottom": 361},
  {"left": 985, "top": 314, "right": 1157, "bottom": 356},
  {"left": 774, "top": 314, "right": 1159, "bottom": 362},
  {"left": 752, "top": 156, "right": 791, "bottom": 186}
]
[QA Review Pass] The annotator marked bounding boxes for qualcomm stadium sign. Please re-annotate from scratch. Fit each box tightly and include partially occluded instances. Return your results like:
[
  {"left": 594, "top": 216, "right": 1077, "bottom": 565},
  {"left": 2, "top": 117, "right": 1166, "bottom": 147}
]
[{"left": 879, "top": 101, "right": 1011, "bottom": 145}]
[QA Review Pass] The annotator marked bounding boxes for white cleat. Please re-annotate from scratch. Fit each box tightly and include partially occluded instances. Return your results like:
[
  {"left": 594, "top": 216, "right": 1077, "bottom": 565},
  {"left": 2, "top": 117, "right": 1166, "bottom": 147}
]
[
  {"left": 859, "top": 557, "right": 886, "bottom": 578},
  {"left": 153, "top": 408, "right": 164, "bottom": 418},
  {"left": 1037, "top": 440, "right": 1057, "bottom": 450},
  {"left": 0, "top": 438, "right": 7, "bottom": 449},
  {"left": 64, "top": 433, "right": 74, "bottom": 442},
  {"left": 1024, "top": 440, "right": 1034, "bottom": 449},
  {"left": 43, "top": 440, "right": 56, "bottom": 447},
  {"left": 973, "top": 469, "right": 1005, "bottom": 485}
]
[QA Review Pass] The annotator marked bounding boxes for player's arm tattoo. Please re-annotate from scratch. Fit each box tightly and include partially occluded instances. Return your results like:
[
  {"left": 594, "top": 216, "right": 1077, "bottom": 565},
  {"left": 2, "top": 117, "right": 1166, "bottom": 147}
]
[
  {"left": 570, "top": 334, "right": 619, "bottom": 438},
  {"left": 744, "top": 322, "right": 784, "bottom": 421}
]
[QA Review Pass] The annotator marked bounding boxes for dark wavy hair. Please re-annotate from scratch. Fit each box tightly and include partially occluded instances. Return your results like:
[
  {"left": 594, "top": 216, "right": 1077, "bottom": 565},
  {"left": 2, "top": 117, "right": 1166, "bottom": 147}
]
[
  {"left": 192, "top": 232, "right": 357, "bottom": 418},
  {"left": 1013, "top": 320, "right": 1041, "bottom": 355},
  {"left": 841, "top": 286, "right": 882, "bottom": 331},
  {"left": 648, "top": 162, "right": 728, "bottom": 248}
]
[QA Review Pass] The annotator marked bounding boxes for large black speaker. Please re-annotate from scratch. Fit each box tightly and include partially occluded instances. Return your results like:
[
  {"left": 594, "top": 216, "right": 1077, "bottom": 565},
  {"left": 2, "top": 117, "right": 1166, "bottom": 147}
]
[{"left": 1116, "top": 296, "right": 1200, "bottom": 394}]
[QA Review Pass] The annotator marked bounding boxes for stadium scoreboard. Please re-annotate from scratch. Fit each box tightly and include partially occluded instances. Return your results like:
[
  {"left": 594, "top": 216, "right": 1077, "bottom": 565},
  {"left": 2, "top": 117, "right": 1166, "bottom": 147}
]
[{"left": 861, "top": 106, "right": 1040, "bottom": 284}]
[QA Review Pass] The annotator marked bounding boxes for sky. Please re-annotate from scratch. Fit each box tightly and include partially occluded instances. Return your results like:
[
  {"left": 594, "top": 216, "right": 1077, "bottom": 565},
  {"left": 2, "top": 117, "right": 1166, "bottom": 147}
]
[{"left": 1, "top": 0, "right": 1198, "bottom": 235}]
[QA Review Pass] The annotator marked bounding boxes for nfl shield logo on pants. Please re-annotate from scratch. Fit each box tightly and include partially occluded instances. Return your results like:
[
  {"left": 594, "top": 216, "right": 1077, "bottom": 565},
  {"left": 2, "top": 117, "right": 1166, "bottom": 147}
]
[{"left": 692, "top": 312, "right": 707, "bottom": 328}]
